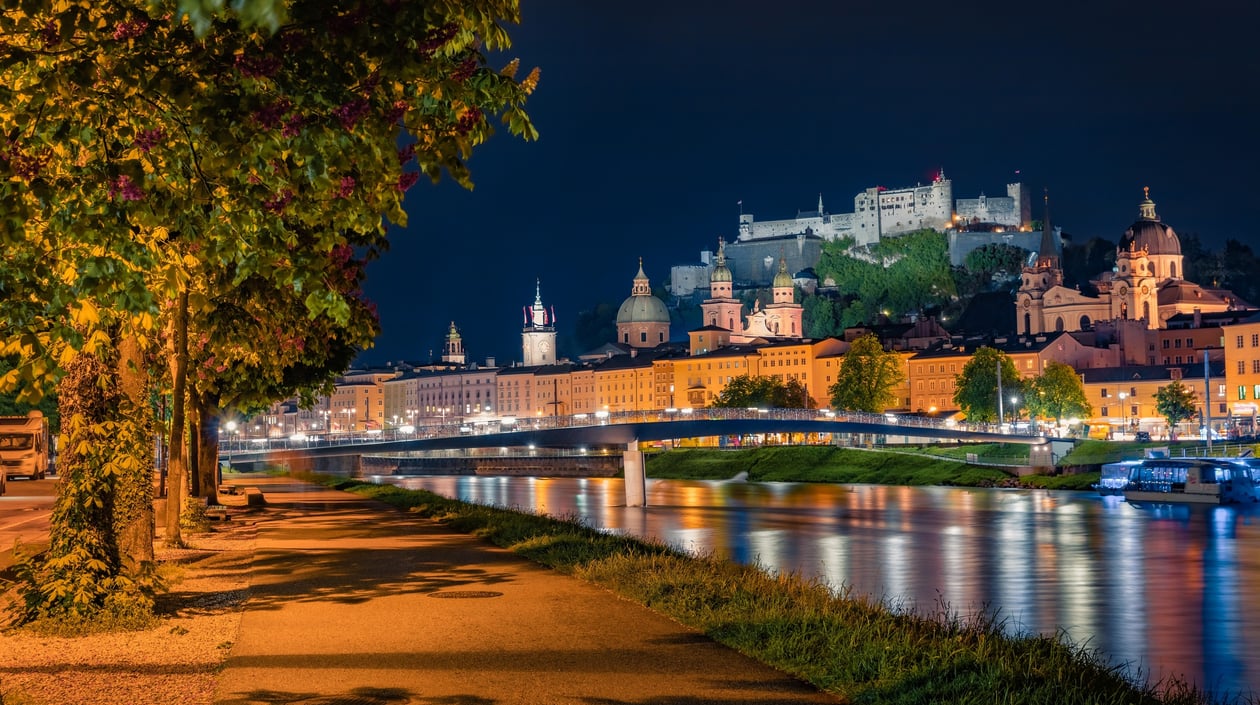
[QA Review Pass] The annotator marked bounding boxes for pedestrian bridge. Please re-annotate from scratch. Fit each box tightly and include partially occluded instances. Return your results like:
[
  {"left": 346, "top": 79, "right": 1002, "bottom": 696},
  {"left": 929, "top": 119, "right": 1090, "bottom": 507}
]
[{"left": 224, "top": 408, "right": 1057, "bottom": 506}]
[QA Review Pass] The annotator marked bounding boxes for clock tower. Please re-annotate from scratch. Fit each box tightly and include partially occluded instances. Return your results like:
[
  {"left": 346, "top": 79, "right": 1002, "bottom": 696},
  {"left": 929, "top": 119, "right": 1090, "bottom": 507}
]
[{"left": 522, "top": 280, "right": 557, "bottom": 366}]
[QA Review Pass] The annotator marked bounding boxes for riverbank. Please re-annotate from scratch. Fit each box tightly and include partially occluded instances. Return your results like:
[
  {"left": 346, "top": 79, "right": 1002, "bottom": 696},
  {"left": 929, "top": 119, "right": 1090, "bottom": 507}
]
[
  {"left": 309, "top": 473, "right": 1208, "bottom": 704},
  {"left": 645, "top": 444, "right": 1099, "bottom": 490}
]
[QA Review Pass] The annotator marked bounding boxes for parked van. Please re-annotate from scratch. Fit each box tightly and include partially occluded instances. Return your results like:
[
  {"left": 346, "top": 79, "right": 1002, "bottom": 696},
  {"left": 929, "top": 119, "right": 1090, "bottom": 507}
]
[{"left": 0, "top": 410, "right": 51, "bottom": 489}]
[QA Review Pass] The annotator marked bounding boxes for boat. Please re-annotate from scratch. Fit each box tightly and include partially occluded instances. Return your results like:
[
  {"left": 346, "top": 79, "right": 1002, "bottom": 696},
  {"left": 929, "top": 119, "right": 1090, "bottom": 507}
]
[
  {"left": 1094, "top": 461, "right": 1140, "bottom": 496},
  {"left": 1118, "top": 457, "right": 1260, "bottom": 505}
]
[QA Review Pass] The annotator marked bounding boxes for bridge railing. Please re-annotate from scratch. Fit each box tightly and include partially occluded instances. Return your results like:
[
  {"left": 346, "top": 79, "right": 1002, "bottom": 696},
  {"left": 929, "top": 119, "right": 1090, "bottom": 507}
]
[{"left": 222, "top": 407, "right": 1044, "bottom": 456}]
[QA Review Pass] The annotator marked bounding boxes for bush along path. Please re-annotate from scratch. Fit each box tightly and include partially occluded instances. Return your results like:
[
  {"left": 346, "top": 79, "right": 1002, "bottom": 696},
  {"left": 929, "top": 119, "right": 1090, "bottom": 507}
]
[{"left": 305, "top": 474, "right": 1214, "bottom": 705}]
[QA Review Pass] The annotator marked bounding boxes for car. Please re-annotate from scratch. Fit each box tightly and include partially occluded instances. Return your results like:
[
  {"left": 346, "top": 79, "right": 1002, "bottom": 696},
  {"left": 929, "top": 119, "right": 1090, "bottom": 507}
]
[{"left": 1134, "top": 431, "right": 1152, "bottom": 442}]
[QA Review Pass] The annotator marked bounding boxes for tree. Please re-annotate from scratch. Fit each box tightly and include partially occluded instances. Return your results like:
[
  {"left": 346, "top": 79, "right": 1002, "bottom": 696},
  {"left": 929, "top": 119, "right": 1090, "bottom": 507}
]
[
  {"left": 964, "top": 243, "right": 1031, "bottom": 282},
  {"left": 953, "top": 347, "right": 1022, "bottom": 424},
  {"left": 1025, "top": 361, "right": 1091, "bottom": 427},
  {"left": 1155, "top": 380, "right": 1197, "bottom": 441},
  {"left": 711, "top": 375, "right": 812, "bottom": 409},
  {"left": 0, "top": 1, "right": 536, "bottom": 622},
  {"left": 828, "top": 334, "right": 903, "bottom": 412}
]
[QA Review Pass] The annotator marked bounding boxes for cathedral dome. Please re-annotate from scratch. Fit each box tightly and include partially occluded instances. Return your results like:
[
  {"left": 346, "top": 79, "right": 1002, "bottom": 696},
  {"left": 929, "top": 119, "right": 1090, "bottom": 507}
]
[
  {"left": 616, "top": 294, "right": 670, "bottom": 324},
  {"left": 1118, "top": 188, "right": 1181, "bottom": 257},
  {"left": 616, "top": 259, "right": 671, "bottom": 325}
]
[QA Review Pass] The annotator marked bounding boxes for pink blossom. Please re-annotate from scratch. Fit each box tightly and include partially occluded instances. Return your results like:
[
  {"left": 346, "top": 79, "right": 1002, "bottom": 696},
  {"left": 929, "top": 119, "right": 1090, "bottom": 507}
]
[
  {"left": 456, "top": 107, "right": 482, "bottom": 135},
  {"left": 333, "top": 99, "right": 370, "bottom": 131},
  {"left": 235, "top": 52, "right": 281, "bottom": 78},
  {"left": 134, "top": 128, "right": 165, "bottom": 152},
  {"left": 450, "top": 56, "right": 477, "bottom": 83},
  {"left": 281, "top": 113, "right": 305, "bottom": 138},
  {"left": 334, "top": 176, "right": 355, "bottom": 199},
  {"left": 108, "top": 175, "right": 144, "bottom": 201},
  {"left": 385, "top": 100, "right": 409, "bottom": 124},
  {"left": 263, "top": 189, "right": 294, "bottom": 214},
  {"left": 396, "top": 172, "right": 420, "bottom": 192},
  {"left": 418, "top": 23, "right": 458, "bottom": 59},
  {"left": 397, "top": 143, "right": 415, "bottom": 165},
  {"left": 252, "top": 98, "right": 292, "bottom": 130},
  {"left": 112, "top": 18, "right": 149, "bottom": 41}
]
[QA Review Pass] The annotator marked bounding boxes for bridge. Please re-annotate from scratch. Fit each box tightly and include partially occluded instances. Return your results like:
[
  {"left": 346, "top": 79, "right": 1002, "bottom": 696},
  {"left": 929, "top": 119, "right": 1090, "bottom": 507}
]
[{"left": 225, "top": 408, "right": 1058, "bottom": 506}]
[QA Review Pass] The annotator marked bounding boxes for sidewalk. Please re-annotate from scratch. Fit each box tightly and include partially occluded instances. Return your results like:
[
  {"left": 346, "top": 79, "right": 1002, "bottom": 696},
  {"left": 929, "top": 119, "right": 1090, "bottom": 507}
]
[{"left": 214, "top": 476, "right": 838, "bottom": 705}]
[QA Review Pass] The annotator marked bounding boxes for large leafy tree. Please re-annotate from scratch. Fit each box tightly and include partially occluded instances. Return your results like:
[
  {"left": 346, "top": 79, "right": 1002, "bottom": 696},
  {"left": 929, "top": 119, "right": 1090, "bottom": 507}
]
[
  {"left": 711, "top": 375, "right": 812, "bottom": 409},
  {"left": 828, "top": 333, "right": 903, "bottom": 412},
  {"left": 0, "top": 1, "right": 536, "bottom": 621},
  {"left": 953, "top": 347, "right": 1022, "bottom": 424},
  {"left": 1025, "top": 361, "right": 1091, "bottom": 427},
  {"left": 1155, "top": 380, "right": 1197, "bottom": 442}
]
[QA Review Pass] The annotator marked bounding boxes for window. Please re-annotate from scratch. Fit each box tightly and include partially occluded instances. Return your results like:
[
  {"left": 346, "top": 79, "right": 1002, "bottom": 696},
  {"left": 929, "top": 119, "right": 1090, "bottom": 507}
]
[
  {"left": 1253, "top": 360, "right": 1260, "bottom": 374},
  {"left": 1240, "top": 361, "right": 1247, "bottom": 375},
  {"left": 1254, "top": 384, "right": 1260, "bottom": 399},
  {"left": 1162, "top": 339, "right": 1170, "bottom": 349},
  {"left": 640, "top": 332, "right": 647, "bottom": 343},
  {"left": 1186, "top": 338, "right": 1193, "bottom": 347},
  {"left": 1101, "top": 388, "right": 1109, "bottom": 398},
  {"left": 1253, "top": 334, "right": 1259, "bottom": 347},
  {"left": 1174, "top": 339, "right": 1182, "bottom": 348},
  {"left": 1238, "top": 335, "right": 1245, "bottom": 348},
  {"left": 1101, "top": 406, "right": 1109, "bottom": 416},
  {"left": 1240, "top": 386, "right": 1247, "bottom": 401}
]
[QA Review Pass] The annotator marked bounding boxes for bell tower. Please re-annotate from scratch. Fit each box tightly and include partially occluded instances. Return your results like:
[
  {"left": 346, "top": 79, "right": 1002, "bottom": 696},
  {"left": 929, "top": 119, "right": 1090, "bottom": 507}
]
[
  {"left": 522, "top": 280, "right": 557, "bottom": 366},
  {"left": 441, "top": 321, "right": 465, "bottom": 365},
  {"left": 700, "top": 238, "right": 744, "bottom": 331}
]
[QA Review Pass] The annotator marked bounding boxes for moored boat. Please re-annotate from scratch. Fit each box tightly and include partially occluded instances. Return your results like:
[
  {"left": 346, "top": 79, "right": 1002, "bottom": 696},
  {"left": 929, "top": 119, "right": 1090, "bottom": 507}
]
[{"left": 1119, "top": 458, "right": 1260, "bottom": 505}]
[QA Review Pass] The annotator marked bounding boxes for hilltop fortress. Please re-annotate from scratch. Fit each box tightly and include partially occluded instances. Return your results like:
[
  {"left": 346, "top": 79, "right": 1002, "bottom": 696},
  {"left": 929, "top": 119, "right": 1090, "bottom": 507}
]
[{"left": 681, "top": 173, "right": 1032, "bottom": 290}]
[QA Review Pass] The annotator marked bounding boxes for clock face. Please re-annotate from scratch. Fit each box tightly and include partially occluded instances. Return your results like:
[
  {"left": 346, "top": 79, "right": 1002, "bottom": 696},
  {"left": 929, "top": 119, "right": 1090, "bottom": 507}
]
[{"left": 539, "top": 339, "right": 551, "bottom": 353}]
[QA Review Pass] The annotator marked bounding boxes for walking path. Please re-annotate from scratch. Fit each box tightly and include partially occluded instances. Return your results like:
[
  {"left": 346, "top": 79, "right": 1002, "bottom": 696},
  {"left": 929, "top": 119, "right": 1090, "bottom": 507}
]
[{"left": 215, "top": 476, "right": 838, "bottom": 705}]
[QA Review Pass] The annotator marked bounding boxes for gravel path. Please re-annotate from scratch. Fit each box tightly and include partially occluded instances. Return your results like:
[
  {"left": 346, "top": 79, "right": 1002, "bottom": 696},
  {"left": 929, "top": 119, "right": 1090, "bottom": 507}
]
[{"left": 0, "top": 518, "right": 256, "bottom": 705}]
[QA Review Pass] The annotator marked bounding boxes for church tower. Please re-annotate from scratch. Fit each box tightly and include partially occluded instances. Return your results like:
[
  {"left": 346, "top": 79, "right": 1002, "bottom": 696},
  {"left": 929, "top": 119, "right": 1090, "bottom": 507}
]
[
  {"left": 764, "top": 255, "right": 804, "bottom": 338},
  {"left": 441, "top": 321, "right": 465, "bottom": 365},
  {"left": 1112, "top": 188, "right": 1171, "bottom": 328},
  {"left": 700, "top": 238, "right": 744, "bottom": 331},
  {"left": 1015, "top": 190, "right": 1064, "bottom": 335},
  {"left": 522, "top": 280, "right": 556, "bottom": 366}
]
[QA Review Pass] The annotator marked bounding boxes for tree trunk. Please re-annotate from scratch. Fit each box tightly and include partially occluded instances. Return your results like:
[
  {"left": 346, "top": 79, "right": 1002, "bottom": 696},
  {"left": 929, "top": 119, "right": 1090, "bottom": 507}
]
[
  {"left": 188, "top": 397, "right": 201, "bottom": 497},
  {"left": 198, "top": 400, "right": 220, "bottom": 505},
  {"left": 165, "top": 290, "right": 189, "bottom": 546},
  {"left": 114, "top": 331, "right": 155, "bottom": 573}
]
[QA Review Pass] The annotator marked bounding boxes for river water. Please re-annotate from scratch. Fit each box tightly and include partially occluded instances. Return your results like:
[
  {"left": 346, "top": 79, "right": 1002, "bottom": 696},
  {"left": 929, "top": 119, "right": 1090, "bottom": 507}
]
[{"left": 379, "top": 474, "right": 1260, "bottom": 698}]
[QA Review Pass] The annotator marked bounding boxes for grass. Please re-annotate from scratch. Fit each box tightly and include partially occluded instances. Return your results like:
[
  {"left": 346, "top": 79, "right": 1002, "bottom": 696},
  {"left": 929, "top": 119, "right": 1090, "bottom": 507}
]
[
  {"left": 301, "top": 472, "right": 1218, "bottom": 705},
  {"left": 645, "top": 445, "right": 1098, "bottom": 490}
]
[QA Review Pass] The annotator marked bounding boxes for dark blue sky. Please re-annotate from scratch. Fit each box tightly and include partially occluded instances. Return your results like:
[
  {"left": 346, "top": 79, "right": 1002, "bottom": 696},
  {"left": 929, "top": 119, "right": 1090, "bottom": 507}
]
[{"left": 360, "top": 0, "right": 1260, "bottom": 367}]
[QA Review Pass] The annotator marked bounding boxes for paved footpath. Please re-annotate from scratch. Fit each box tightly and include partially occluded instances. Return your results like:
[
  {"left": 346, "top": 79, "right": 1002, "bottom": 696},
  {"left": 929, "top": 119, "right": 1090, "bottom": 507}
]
[{"left": 214, "top": 477, "right": 839, "bottom": 705}]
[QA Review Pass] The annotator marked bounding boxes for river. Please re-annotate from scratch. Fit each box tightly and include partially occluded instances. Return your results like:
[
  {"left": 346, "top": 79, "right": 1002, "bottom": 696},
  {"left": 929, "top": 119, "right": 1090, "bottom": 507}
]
[{"left": 378, "top": 474, "right": 1260, "bottom": 699}]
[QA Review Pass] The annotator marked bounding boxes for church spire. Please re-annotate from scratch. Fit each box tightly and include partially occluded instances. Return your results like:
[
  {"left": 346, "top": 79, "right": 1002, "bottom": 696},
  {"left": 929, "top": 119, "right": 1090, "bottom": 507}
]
[
  {"left": 1036, "top": 188, "right": 1059, "bottom": 269},
  {"left": 818, "top": 193, "right": 824, "bottom": 216}
]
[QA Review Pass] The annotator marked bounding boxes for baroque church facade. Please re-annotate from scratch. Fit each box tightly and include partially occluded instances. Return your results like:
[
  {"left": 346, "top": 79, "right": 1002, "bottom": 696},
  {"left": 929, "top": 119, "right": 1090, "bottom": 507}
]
[
  {"left": 1016, "top": 189, "right": 1244, "bottom": 336},
  {"left": 695, "top": 239, "right": 804, "bottom": 349}
]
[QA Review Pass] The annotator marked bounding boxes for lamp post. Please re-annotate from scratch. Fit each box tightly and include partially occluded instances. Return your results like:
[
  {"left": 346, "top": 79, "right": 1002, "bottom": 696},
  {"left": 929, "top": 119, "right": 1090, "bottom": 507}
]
[{"left": 1118, "top": 391, "right": 1128, "bottom": 440}]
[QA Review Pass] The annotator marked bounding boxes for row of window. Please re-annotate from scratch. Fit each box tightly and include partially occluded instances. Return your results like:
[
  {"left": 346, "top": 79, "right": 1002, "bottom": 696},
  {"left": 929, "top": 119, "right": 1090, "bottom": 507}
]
[{"left": 1236, "top": 334, "right": 1260, "bottom": 348}]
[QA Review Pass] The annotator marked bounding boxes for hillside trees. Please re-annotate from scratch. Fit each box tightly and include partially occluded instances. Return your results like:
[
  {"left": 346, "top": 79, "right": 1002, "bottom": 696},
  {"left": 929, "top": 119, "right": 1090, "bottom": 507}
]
[
  {"left": 828, "top": 334, "right": 904, "bottom": 413},
  {"left": 0, "top": 0, "right": 536, "bottom": 621},
  {"left": 812, "top": 231, "right": 956, "bottom": 326}
]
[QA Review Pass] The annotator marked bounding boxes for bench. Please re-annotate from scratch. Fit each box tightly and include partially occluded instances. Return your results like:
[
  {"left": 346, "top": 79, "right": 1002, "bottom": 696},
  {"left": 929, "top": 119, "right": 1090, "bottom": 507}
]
[
  {"left": 243, "top": 486, "right": 265, "bottom": 507},
  {"left": 220, "top": 484, "right": 238, "bottom": 495},
  {"left": 205, "top": 504, "right": 230, "bottom": 521}
]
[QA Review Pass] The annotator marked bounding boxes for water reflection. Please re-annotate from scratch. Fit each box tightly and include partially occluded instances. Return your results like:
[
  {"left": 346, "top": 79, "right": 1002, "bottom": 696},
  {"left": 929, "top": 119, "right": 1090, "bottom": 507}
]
[{"left": 386, "top": 475, "right": 1260, "bottom": 698}]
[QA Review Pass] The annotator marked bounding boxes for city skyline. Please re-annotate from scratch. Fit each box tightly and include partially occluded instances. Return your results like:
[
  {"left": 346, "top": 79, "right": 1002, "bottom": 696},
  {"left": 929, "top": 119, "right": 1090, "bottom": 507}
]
[{"left": 360, "top": 0, "right": 1260, "bottom": 368}]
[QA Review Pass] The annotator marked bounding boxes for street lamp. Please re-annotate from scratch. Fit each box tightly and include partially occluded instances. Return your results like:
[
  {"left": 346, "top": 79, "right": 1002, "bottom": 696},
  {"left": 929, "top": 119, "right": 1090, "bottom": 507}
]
[{"left": 1118, "top": 392, "right": 1128, "bottom": 439}]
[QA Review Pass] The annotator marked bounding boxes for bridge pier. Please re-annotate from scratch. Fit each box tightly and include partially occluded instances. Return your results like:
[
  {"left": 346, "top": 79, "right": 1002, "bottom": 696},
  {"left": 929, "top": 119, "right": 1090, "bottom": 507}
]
[{"left": 623, "top": 441, "right": 646, "bottom": 507}]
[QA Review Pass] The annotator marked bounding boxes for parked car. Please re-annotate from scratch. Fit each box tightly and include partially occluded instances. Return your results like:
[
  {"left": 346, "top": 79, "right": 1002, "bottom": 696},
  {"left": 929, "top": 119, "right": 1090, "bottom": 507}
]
[{"left": 1134, "top": 431, "right": 1152, "bottom": 442}]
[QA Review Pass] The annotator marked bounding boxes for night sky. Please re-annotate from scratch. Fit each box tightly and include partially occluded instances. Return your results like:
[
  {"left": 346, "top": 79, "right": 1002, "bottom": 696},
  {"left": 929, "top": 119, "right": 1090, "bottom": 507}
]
[{"left": 359, "top": 0, "right": 1260, "bottom": 368}]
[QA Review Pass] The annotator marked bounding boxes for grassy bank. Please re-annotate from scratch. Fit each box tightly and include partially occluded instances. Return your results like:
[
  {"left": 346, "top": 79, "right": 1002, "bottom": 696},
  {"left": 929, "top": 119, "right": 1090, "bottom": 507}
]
[
  {"left": 646, "top": 446, "right": 1099, "bottom": 491},
  {"left": 304, "top": 473, "right": 1209, "bottom": 704},
  {"left": 1060, "top": 440, "right": 1260, "bottom": 466}
]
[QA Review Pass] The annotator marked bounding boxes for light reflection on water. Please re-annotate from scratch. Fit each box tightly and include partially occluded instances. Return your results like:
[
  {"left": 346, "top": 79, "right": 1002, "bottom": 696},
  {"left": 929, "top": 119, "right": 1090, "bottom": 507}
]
[{"left": 382, "top": 474, "right": 1260, "bottom": 698}]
